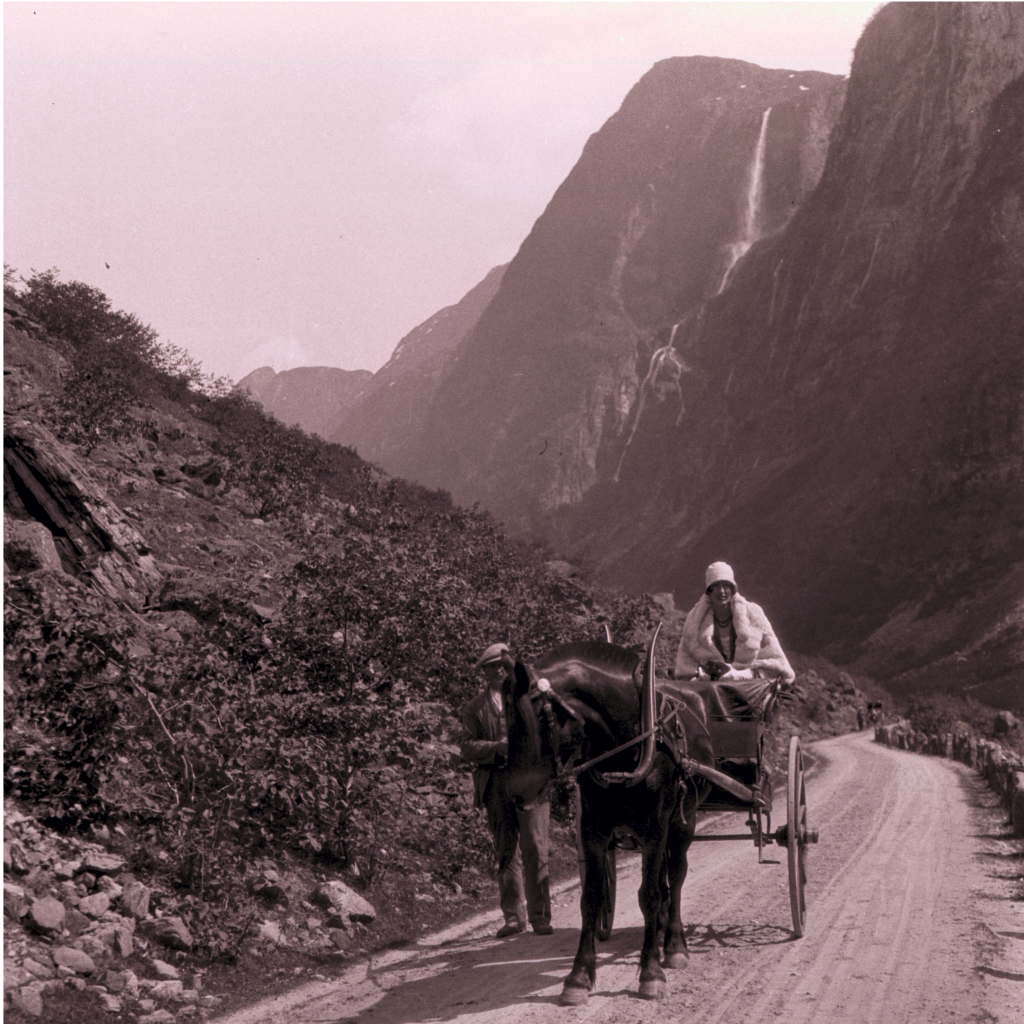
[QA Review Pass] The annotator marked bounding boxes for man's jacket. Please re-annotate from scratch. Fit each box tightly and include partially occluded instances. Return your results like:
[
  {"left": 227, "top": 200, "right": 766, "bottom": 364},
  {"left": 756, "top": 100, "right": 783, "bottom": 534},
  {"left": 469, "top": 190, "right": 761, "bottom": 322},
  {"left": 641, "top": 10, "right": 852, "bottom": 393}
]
[{"left": 459, "top": 687, "right": 507, "bottom": 808}]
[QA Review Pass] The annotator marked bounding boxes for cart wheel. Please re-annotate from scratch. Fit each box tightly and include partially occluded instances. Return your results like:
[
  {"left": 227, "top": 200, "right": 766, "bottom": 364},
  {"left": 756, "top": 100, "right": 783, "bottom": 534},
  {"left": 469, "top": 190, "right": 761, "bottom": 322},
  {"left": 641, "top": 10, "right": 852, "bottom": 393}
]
[
  {"left": 596, "top": 846, "right": 616, "bottom": 941},
  {"left": 787, "top": 735, "right": 809, "bottom": 937}
]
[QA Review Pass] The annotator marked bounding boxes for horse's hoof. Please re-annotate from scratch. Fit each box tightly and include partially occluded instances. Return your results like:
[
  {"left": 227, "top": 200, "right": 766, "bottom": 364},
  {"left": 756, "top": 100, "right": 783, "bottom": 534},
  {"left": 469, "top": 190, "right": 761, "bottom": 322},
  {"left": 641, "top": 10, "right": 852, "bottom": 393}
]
[
  {"left": 560, "top": 985, "right": 590, "bottom": 1006},
  {"left": 663, "top": 952, "right": 689, "bottom": 969},
  {"left": 638, "top": 979, "right": 667, "bottom": 1001}
]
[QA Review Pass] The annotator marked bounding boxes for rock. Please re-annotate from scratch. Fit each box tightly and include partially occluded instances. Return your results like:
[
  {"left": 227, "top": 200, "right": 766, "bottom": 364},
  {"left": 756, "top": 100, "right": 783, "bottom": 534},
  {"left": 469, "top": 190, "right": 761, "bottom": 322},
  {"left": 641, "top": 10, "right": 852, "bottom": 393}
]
[
  {"left": 22, "top": 959, "right": 54, "bottom": 980},
  {"left": 120, "top": 879, "right": 152, "bottom": 919},
  {"left": 249, "top": 869, "right": 288, "bottom": 902},
  {"left": 52, "top": 860, "right": 80, "bottom": 881},
  {"left": 257, "top": 920, "right": 283, "bottom": 945},
  {"left": 9, "top": 984, "right": 45, "bottom": 1016},
  {"left": 150, "top": 959, "right": 181, "bottom": 980},
  {"left": 96, "top": 875, "right": 123, "bottom": 898},
  {"left": 99, "top": 992, "right": 122, "bottom": 1013},
  {"left": 64, "top": 908, "right": 91, "bottom": 937},
  {"left": 310, "top": 880, "right": 376, "bottom": 923},
  {"left": 102, "top": 969, "right": 128, "bottom": 993},
  {"left": 147, "top": 979, "right": 184, "bottom": 1001},
  {"left": 141, "top": 916, "right": 193, "bottom": 951},
  {"left": 78, "top": 891, "right": 112, "bottom": 918},
  {"left": 138, "top": 1011, "right": 176, "bottom": 1024},
  {"left": 3, "top": 514, "right": 66, "bottom": 575},
  {"left": 328, "top": 928, "right": 351, "bottom": 949},
  {"left": 51, "top": 946, "right": 97, "bottom": 974},
  {"left": 114, "top": 924, "right": 135, "bottom": 957},
  {"left": 79, "top": 852, "right": 126, "bottom": 876},
  {"left": 26, "top": 895, "right": 66, "bottom": 935},
  {"left": 993, "top": 711, "right": 1019, "bottom": 735},
  {"left": 4, "top": 962, "right": 35, "bottom": 990},
  {"left": 4, "top": 882, "right": 30, "bottom": 920},
  {"left": 1012, "top": 774, "right": 1024, "bottom": 839},
  {"left": 7, "top": 840, "right": 41, "bottom": 875}
]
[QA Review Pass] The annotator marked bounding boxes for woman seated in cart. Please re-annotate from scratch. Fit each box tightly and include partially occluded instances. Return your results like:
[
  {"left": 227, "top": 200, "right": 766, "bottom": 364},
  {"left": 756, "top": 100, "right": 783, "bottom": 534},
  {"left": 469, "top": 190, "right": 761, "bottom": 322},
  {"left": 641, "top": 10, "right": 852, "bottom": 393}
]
[{"left": 674, "top": 561, "right": 795, "bottom": 685}]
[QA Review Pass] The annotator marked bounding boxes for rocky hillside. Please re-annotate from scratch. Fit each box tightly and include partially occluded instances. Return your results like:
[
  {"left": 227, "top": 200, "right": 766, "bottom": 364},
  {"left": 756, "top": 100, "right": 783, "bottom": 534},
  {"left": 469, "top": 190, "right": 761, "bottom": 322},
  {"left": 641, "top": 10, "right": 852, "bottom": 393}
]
[
  {"left": 234, "top": 365, "right": 372, "bottom": 439},
  {"left": 2, "top": 275, "right": 895, "bottom": 1022}
]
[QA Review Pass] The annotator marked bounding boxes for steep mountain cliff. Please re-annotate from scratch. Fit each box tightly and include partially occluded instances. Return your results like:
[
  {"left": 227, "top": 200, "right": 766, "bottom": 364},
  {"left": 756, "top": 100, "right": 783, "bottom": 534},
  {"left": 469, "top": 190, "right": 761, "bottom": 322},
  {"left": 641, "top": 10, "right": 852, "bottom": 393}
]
[
  {"left": 558, "top": 2, "right": 1024, "bottom": 704},
  {"left": 236, "top": 365, "right": 372, "bottom": 439},
  {"left": 330, "top": 265, "right": 506, "bottom": 476},
  {"left": 412, "top": 58, "right": 846, "bottom": 516}
]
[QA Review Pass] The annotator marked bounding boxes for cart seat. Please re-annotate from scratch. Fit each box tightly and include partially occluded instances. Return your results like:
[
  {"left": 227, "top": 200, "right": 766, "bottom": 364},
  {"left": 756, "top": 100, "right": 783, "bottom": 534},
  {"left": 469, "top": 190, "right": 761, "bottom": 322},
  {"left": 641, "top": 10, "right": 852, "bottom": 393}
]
[{"left": 667, "top": 678, "right": 777, "bottom": 721}]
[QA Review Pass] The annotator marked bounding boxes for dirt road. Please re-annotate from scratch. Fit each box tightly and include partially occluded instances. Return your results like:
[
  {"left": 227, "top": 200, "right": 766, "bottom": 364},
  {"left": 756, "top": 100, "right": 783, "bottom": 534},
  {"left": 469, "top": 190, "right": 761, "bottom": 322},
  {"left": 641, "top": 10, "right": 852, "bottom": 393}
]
[{"left": 215, "top": 732, "right": 1023, "bottom": 1024}]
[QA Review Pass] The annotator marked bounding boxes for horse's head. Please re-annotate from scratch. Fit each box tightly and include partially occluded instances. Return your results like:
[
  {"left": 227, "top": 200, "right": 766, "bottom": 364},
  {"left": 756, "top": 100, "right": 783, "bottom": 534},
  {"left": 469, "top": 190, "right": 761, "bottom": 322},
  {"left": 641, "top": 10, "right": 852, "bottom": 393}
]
[{"left": 501, "top": 636, "right": 658, "bottom": 806}]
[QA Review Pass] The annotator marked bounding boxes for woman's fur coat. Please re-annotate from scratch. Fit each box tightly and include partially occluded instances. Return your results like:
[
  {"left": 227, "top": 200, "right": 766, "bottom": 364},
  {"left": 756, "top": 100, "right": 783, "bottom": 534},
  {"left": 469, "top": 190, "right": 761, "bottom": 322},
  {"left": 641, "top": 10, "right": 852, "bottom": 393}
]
[{"left": 674, "top": 592, "right": 795, "bottom": 683}]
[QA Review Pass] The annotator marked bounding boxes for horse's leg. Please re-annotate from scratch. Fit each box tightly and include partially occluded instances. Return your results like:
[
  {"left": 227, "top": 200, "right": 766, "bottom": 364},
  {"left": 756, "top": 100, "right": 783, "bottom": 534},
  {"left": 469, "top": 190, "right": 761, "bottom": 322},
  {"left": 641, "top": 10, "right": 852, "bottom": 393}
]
[
  {"left": 561, "top": 826, "right": 607, "bottom": 1005},
  {"left": 637, "top": 836, "right": 670, "bottom": 1000},
  {"left": 663, "top": 781, "right": 700, "bottom": 968}
]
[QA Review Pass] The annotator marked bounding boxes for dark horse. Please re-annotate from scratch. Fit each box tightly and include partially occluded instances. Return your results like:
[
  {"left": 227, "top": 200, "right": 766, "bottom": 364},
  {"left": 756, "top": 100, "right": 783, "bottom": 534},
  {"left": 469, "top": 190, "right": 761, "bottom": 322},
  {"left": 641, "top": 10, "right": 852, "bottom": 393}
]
[{"left": 500, "top": 632, "right": 713, "bottom": 1004}]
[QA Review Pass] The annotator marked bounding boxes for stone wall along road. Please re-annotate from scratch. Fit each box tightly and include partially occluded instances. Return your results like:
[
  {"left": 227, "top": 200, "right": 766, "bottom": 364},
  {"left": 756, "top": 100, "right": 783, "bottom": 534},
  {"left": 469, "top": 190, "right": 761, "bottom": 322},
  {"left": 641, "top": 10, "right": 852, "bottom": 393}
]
[{"left": 214, "top": 731, "right": 1023, "bottom": 1024}]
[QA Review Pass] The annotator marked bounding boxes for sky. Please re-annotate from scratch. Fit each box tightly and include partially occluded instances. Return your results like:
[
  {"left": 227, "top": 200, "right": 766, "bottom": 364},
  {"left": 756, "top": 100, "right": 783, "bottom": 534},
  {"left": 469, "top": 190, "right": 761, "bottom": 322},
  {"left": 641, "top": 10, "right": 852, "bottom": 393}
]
[{"left": 4, "top": 2, "right": 878, "bottom": 384}]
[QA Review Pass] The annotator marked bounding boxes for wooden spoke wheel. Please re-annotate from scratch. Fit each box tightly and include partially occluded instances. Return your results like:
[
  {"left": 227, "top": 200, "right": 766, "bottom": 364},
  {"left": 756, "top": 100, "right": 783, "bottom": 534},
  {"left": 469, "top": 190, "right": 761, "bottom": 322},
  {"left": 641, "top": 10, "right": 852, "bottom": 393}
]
[{"left": 786, "top": 735, "right": 811, "bottom": 937}]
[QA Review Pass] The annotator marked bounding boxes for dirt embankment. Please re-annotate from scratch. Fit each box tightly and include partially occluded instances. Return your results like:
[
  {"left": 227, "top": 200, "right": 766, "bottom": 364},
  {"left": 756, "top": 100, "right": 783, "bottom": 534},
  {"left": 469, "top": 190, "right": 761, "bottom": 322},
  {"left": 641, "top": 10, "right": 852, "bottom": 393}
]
[{"left": 213, "top": 732, "right": 1024, "bottom": 1024}]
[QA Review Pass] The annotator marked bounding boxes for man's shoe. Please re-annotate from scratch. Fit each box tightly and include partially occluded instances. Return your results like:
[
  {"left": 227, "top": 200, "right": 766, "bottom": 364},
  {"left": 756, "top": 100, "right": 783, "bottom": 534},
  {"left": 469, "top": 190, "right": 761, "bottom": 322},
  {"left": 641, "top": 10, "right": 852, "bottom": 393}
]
[
  {"left": 496, "top": 922, "right": 524, "bottom": 938},
  {"left": 532, "top": 923, "right": 554, "bottom": 935}
]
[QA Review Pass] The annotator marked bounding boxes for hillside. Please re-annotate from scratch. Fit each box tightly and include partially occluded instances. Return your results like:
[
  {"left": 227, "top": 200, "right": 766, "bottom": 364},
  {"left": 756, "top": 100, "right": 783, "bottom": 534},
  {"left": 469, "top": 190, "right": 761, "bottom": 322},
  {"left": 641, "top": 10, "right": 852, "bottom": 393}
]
[{"left": 3, "top": 276, "right": 889, "bottom": 1023}]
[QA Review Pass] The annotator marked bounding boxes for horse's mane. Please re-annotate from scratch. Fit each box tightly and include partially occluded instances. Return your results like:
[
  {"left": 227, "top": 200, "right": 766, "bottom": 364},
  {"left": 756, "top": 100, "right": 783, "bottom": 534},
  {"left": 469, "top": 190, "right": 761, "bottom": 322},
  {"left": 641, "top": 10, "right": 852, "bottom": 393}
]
[{"left": 534, "top": 641, "right": 640, "bottom": 680}]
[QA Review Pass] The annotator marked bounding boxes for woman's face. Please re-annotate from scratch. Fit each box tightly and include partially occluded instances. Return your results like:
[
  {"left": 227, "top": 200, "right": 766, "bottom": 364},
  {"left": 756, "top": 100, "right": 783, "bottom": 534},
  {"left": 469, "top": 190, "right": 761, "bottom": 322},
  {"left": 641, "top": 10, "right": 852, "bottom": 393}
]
[{"left": 708, "top": 581, "right": 735, "bottom": 617}]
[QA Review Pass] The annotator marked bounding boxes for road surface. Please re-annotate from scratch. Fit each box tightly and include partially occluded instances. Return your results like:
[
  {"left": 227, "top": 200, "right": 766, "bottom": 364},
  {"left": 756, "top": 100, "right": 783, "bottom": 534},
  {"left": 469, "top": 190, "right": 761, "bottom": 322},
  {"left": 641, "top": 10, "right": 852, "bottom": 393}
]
[{"left": 215, "top": 731, "right": 1023, "bottom": 1024}]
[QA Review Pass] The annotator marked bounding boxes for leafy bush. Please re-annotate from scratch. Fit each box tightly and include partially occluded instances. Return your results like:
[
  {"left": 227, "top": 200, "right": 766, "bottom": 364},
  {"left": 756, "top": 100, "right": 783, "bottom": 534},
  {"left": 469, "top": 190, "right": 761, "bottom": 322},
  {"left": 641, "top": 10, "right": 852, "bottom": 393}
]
[{"left": 904, "top": 692, "right": 993, "bottom": 736}]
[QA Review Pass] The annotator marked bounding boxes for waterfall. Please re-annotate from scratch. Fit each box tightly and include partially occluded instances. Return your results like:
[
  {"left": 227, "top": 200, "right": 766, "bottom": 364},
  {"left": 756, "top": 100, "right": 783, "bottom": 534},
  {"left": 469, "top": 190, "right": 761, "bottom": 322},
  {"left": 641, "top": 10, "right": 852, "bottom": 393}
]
[
  {"left": 613, "top": 322, "right": 688, "bottom": 482},
  {"left": 717, "top": 107, "right": 772, "bottom": 294}
]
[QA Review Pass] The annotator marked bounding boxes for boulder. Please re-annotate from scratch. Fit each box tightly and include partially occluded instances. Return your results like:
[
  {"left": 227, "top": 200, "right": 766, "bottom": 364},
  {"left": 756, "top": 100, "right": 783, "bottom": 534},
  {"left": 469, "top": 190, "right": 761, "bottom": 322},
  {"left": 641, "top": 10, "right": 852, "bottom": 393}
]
[
  {"left": 3, "top": 513, "right": 66, "bottom": 575},
  {"left": 4, "top": 882, "right": 30, "bottom": 920},
  {"left": 79, "top": 851, "right": 126, "bottom": 876},
  {"left": 77, "top": 891, "right": 111, "bottom": 918},
  {"left": 150, "top": 960, "right": 180, "bottom": 980},
  {"left": 50, "top": 946, "right": 97, "bottom": 974},
  {"left": 120, "top": 879, "right": 152, "bottom": 920},
  {"left": 310, "top": 880, "right": 376, "bottom": 923},
  {"left": 9, "top": 984, "right": 45, "bottom": 1017},
  {"left": 141, "top": 915, "right": 193, "bottom": 951},
  {"left": 993, "top": 711, "right": 1019, "bottom": 735},
  {"left": 26, "top": 895, "right": 66, "bottom": 936}
]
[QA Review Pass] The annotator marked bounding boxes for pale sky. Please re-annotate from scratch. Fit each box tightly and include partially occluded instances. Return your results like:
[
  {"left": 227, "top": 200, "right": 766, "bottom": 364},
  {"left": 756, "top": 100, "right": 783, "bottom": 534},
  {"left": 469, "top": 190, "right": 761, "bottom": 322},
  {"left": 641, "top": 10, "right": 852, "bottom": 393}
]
[{"left": 4, "top": 2, "right": 878, "bottom": 383}]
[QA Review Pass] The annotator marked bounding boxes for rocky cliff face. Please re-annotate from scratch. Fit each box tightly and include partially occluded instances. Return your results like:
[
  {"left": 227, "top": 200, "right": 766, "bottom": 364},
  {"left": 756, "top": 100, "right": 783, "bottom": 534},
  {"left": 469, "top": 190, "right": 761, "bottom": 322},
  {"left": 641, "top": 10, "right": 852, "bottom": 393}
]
[
  {"left": 235, "top": 365, "right": 372, "bottom": 439},
  {"left": 412, "top": 58, "right": 846, "bottom": 515},
  {"left": 558, "top": 3, "right": 1024, "bottom": 701},
  {"left": 329, "top": 265, "right": 506, "bottom": 475}
]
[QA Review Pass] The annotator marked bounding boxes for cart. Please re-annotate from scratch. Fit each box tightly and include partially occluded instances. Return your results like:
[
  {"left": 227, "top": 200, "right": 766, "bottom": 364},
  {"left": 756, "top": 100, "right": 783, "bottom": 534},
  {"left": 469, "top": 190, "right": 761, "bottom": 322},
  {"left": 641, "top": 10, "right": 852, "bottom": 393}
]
[{"left": 579, "top": 676, "right": 818, "bottom": 939}]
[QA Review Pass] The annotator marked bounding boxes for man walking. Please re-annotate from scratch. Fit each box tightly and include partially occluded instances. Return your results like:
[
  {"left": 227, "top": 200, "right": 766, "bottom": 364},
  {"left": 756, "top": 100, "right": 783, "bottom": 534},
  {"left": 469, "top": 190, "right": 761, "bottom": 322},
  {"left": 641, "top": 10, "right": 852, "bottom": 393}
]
[{"left": 459, "top": 642, "right": 552, "bottom": 937}]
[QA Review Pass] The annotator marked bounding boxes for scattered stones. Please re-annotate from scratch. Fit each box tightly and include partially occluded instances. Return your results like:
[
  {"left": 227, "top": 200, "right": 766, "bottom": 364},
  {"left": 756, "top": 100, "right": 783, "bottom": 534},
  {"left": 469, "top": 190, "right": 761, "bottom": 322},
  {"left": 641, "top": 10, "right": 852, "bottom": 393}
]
[{"left": 9, "top": 984, "right": 45, "bottom": 1017}]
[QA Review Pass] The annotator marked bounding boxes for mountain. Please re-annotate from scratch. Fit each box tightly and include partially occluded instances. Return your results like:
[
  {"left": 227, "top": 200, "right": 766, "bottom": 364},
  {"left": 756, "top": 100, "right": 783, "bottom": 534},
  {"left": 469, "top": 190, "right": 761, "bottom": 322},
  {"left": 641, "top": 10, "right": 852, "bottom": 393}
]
[
  {"left": 568, "top": 2, "right": 1024, "bottom": 706},
  {"left": 235, "top": 364, "right": 372, "bottom": 439},
  {"left": 348, "top": 5, "right": 1023, "bottom": 702},
  {"left": 413, "top": 58, "right": 847, "bottom": 517},
  {"left": 329, "top": 265, "right": 506, "bottom": 476}
]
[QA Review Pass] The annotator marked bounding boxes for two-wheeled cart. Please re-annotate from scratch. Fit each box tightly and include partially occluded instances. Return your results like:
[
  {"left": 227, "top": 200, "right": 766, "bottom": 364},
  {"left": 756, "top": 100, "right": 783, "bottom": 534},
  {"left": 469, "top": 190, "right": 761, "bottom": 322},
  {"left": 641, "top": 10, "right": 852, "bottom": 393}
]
[{"left": 580, "top": 677, "right": 818, "bottom": 939}]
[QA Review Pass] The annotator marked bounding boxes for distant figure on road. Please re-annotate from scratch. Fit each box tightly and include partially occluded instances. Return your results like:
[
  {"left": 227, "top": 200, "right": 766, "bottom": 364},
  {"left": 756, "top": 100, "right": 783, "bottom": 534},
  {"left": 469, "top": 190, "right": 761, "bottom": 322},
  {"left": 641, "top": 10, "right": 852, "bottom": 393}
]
[
  {"left": 675, "top": 562, "right": 795, "bottom": 684},
  {"left": 459, "top": 642, "right": 553, "bottom": 938}
]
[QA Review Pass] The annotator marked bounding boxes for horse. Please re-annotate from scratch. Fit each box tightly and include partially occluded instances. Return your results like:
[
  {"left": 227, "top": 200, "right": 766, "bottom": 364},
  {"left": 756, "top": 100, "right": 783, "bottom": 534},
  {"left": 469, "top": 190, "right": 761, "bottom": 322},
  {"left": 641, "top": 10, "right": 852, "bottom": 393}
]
[{"left": 499, "top": 630, "right": 714, "bottom": 1004}]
